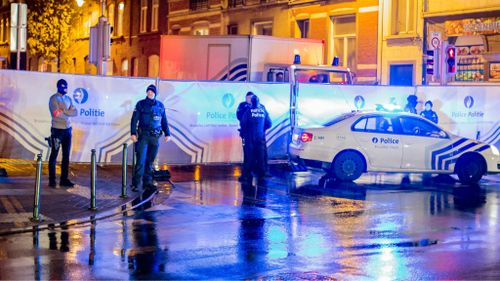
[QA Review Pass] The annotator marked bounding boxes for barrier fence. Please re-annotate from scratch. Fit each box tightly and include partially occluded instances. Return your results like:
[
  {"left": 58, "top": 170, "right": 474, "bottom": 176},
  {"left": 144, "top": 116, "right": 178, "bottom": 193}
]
[{"left": 0, "top": 69, "right": 498, "bottom": 165}]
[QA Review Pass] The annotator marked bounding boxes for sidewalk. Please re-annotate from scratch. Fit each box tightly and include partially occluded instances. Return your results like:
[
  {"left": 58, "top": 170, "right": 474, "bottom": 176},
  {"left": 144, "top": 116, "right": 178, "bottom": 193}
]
[
  {"left": 0, "top": 159, "right": 246, "bottom": 235},
  {"left": 0, "top": 160, "right": 141, "bottom": 234}
]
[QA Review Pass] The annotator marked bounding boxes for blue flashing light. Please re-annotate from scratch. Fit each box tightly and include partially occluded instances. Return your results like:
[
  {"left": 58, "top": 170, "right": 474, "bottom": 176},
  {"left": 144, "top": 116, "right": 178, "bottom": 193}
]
[
  {"left": 293, "top": 54, "right": 301, "bottom": 64},
  {"left": 332, "top": 56, "right": 339, "bottom": 66}
]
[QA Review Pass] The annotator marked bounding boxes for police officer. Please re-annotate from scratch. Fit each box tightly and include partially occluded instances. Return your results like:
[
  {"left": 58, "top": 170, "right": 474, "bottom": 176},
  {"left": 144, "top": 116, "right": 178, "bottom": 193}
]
[
  {"left": 404, "top": 95, "right": 418, "bottom": 114},
  {"left": 130, "top": 84, "right": 171, "bottom": 191},
  {"left": 240, "top": 95, "right": 272, "bottom": 184},
  {"left": 420, "top": 100, "right": 439, "bottom": 124},
  {"left": 48, "top": 79, "right": 78, "bottom": 188},
  {"left": 236, "top": 92, "right": 254, "bottom": 130}
]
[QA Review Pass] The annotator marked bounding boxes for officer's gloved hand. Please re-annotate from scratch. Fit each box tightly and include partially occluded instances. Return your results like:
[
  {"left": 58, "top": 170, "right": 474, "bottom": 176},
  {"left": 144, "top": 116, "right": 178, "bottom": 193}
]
[
  {"left": 165, "top": 136, "right": 171, "bottom": 142},
  {"left": 130, "top": 135, "right": 138, "bottom": 142}
]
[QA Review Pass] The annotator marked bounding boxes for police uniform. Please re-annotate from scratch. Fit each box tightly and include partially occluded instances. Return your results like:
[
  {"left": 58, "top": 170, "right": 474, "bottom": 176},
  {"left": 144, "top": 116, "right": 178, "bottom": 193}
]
[
  {"left": 421, "top": 110, "right": 438, "bottom": 124},
  {"left": 240, "top": 95, "right": 272, "bottom": 182},
  {"left": 130, "top": 85, "right": 170, "bottom": 190}
]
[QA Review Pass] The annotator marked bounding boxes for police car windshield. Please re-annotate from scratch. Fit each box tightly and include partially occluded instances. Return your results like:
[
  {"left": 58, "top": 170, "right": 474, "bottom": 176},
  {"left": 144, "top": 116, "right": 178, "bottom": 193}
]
[{"left": 323, "top": 112, "right": 356, "bottom": 127}]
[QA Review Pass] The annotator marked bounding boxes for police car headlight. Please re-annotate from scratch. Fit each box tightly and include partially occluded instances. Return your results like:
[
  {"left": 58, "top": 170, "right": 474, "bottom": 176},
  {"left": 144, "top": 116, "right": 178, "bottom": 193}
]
[{"left": 491, "top": 145, "right": 499, "bottom": 156}]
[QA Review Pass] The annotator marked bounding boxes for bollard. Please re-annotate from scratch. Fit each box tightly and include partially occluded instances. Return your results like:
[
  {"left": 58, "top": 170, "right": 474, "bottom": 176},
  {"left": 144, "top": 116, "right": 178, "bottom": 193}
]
[
  {"left": 89, "top": 149, "right": 97, "bottom": 211},
  {"left": 121, "top": 143, "right": 128, "bottom": 198},
  {"left": 31, "top": 154, "right": 43, "bottom": 222}
]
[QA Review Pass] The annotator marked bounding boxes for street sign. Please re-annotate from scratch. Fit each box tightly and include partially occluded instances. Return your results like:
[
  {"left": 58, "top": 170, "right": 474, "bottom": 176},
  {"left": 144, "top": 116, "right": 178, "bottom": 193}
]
[
  {"left": 430, "top": 31, "right": 441, "bottom": 50},
  {"left": 10, "top": 3, "right": 27, "bottom": 52}
]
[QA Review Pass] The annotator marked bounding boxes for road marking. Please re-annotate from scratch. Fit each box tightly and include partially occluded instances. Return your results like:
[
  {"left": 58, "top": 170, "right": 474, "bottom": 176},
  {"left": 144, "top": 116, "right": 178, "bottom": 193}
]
[
  {"left": 0, "top": 197, "right": 16, "bottom": 214},
  {"left": 9, "top": 196, "right": 25, "bottom": 212}
]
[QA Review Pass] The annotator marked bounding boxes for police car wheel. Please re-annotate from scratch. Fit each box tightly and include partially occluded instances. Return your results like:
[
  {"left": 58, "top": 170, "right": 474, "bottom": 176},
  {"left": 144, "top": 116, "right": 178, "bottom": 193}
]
[
  {"left": 332, "top": 151, "right": 365, "bottom": 182},
  {"left": 456, "top": 154, "right": 485, "bottom": 184}
]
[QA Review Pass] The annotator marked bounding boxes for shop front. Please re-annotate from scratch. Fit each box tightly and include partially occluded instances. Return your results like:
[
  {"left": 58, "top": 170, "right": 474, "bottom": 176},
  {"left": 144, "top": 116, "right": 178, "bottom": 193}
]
[{"left": 425, "top": 15, "right": 500, "bottom": 84}]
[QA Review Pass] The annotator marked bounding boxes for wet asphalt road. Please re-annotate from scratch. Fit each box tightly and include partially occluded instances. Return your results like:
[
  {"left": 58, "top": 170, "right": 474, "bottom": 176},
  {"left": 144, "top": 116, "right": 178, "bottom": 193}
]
[{"left": 0, "top": 167, "right": 499, "bottom": 280}]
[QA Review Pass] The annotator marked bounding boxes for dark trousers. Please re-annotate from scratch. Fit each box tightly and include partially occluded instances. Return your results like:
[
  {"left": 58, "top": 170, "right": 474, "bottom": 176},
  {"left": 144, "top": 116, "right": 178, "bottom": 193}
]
[
  {"left": 133, "top": 133, "right": 160, "bottom": 188},
  {"left": 49, "top": 127, "right": 72, "bottom": 184},
  {"left": 242, "top": 138, "right": 267, "bottom": 179}
]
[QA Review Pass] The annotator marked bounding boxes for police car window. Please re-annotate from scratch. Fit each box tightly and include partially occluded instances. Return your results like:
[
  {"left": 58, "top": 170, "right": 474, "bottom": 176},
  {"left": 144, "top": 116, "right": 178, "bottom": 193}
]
[
  {"left": 399, "top": 117, "right": 447, "bottom": 138},
  {"left": 352, "top": 116, "right": 393, "bottom": 133},
  {"left": 353, "top": 118, "right": 367, "bottom": 130}
]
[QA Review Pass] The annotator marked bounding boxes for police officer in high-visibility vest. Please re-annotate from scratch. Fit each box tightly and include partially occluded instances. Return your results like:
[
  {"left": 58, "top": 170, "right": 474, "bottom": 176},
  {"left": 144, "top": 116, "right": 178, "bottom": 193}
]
[
  {"left": 130, "top": 84, "right": 171, "bottom": 191},
  {"left": 240, "top": 95, "right": 272, "bottom": 184}
]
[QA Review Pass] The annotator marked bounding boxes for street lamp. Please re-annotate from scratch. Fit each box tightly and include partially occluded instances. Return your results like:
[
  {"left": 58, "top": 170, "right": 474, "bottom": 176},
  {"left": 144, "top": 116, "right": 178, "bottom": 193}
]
[{"left": 76, "top": 0, "right": 85, "bottom": 7}]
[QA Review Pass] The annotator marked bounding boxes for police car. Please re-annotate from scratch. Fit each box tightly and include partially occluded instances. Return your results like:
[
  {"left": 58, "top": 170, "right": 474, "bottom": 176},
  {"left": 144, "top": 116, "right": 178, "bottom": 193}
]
[{"left": 290, "top": 111, "right": 500, "bottom": 184}]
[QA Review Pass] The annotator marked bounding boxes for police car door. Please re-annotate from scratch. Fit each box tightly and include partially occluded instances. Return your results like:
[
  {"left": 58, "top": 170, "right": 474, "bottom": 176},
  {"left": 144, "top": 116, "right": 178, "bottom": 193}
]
[
  {"left": 397, "top": 116, "right": 450, "bottom": 171},
  {"left": 351, "top": 115, "right": 403, "bottom": 169}
]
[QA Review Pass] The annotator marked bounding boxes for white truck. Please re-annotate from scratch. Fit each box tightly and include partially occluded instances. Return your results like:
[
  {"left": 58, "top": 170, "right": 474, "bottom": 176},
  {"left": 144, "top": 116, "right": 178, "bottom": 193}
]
[{"left": 159, "top": 35, "right": 353, "bottom": 85}]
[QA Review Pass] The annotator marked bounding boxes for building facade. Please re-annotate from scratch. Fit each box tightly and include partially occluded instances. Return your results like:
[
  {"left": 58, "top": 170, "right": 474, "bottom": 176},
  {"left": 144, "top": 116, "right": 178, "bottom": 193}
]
[
  {"left": 64, "top": 0, "right": 169, "bottom": 77},
  {"left": 378, "top": 0, "right": 500, "bottom": 86},
  {"left": 6, "top": 0, "right": 498, "bottom": 85},
  {"left": 288, "top": 0, "right": 379, "bottom": 84}
]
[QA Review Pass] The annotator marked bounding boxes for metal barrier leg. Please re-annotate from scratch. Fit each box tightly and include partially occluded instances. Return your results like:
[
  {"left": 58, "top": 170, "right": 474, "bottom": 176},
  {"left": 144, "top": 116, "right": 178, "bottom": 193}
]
[
  {"left": 31, "top": 154, "right": 43, "bottom": 222},
  {"left": 89, "top": 149, "right": 97, "bottom": 211},
  {"left": 121, "top": 143, "right": 128, "bottom": 198}
]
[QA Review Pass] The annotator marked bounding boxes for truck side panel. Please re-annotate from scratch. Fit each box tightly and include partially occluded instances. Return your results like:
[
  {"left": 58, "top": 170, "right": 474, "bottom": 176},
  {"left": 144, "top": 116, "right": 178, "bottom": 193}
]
[
  {"left": 249, "top": 36, "right": 324, "bottom": 81},
  {"left": 159, "top": 36, "right": 250, "bottom": 81}
]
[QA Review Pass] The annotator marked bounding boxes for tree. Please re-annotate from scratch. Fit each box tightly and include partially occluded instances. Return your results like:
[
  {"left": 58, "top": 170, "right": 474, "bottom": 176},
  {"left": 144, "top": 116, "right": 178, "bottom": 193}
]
[{"left": 26, "top": 0, "right": 75, "bottom": 72}]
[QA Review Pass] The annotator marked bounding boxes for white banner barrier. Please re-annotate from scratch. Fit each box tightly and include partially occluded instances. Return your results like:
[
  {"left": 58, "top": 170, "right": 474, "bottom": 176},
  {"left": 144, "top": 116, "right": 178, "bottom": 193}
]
[
  {"left": 415, "top": 86, "right": 499, "bottom": 148},
  {"left": 1, "top": 69, "right": 498, "bottom": 163},
  {"left": 0, "top": 70, "right": 291, "bottom": 163},
  {"left": 297, "top": 84, "right": 499, "bottom": 149},
  {"left": 155, "top": 81, "right": 291, "bottom": 164}
]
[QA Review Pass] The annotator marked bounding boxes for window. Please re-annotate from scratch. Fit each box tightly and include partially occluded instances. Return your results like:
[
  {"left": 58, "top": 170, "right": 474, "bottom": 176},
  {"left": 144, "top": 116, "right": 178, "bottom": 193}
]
[
  {"left": 352, "top": 116, "right": 393, "bottom": 133},
  {"left": 192, "top": 22, "right": 209, "bottom": 35},
  {"left": 297, "top": 19, "right": 309, "bottom": 38},
  {"left": 148, "top": 55, "right": 159, "bottom": 77},
  {"left": 398, "top": 117, "right": 447, "bottom": 138},
  {"left": 227, "top": 24, "right": 238, "bottom": 35},
  {"left": 107, "top": 3, "right": 115, "bottom": 33},
  {"left": 391, "top": 0, "right": 415, "bottom": 35},
  {"left": 151, "top": 0, "right": 159, "bottom": 32},
  {"left": 131, "top": 57, "right": 139, "bottom": 76},
  {"left": 121, "top": 59, "right": 129, "bottom": 76},
  {"left": 140, "top": 0, "right": 148, "bottom": 33},
  {"left": 253, "top": 21, "right": 272, "bottom": 35},
  {"left": 190, "top": 0, "right": 208, "bottom": 10},
  {"left": 117, "top": 2, "right": 125, "bottom": 36},
  {"left": 331, "top": 15, "right": 356, "bottom": 71}
]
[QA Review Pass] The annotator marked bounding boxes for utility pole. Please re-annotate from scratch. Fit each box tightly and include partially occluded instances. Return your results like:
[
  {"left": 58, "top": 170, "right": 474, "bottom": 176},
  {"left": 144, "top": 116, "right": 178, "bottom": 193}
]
[{"left": 89, "top": 0, "right": 110, "bottom": 75}]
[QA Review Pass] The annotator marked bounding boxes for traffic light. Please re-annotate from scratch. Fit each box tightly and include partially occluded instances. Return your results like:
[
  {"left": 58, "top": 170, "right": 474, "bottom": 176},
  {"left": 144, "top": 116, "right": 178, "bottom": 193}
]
[
  {"left": 426, "top": 50, "right": 434, "bottom": 75},
  {"left": 446, "top": 46, "right": 456, "bottom": 73}
]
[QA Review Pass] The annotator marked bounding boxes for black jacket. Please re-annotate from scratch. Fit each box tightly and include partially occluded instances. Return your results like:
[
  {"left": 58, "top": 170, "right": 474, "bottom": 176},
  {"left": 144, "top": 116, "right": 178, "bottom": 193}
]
[
  {"left": 240, "top": 104, "right": 272, "bottom": 142},
  {"left": 421, "top": 110, "right": 438, "bottom": 124},
  {"left": 131, "top": 98, "right": 170, "bottom": 136}
]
